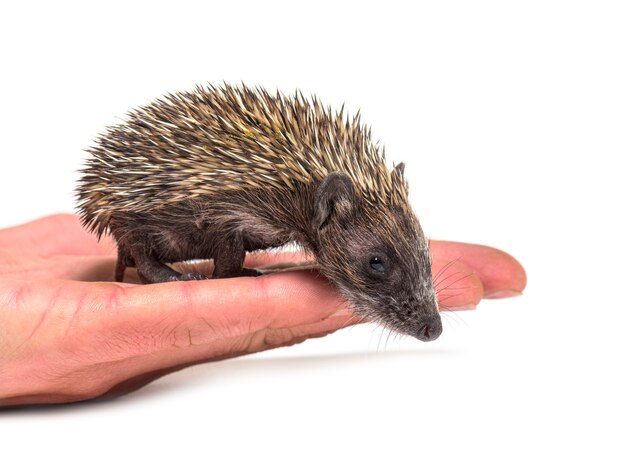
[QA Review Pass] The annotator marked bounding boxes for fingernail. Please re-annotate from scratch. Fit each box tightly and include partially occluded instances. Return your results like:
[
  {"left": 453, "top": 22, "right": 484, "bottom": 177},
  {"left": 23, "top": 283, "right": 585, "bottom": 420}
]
[
  {"left": 484, "top": 290, "right": 522, "bottom": 299},
  {"left": 439, "top": 302, "right": 478, "bottom": 312},
  {"left": 330, "top": 307, "right": 354, "bottom": 317}
]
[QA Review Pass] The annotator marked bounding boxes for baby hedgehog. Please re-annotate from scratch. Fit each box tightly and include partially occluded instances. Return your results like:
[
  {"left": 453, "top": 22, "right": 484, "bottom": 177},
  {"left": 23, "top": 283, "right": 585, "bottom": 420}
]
[{"left": 77, "top": 84, "right": 442, "bottom": 341}]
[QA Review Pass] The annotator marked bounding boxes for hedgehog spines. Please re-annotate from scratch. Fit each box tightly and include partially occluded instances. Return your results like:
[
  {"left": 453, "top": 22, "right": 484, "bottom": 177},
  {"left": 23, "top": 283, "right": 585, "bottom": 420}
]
[{"left": 77, "top": 83, "right": 409, "bottom": 237}]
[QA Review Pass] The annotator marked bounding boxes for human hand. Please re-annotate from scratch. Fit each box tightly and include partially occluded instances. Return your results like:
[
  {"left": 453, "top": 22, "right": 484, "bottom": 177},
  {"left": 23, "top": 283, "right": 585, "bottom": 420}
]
[{"left": 0, "top": 214, "right": 526, "bottom": 407}]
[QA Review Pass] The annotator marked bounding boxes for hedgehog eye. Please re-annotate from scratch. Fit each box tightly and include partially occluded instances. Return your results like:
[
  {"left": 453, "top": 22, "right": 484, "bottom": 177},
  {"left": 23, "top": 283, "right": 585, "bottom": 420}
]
[{"left": 369, "top": 256, "right": 385, "bottom": 274}]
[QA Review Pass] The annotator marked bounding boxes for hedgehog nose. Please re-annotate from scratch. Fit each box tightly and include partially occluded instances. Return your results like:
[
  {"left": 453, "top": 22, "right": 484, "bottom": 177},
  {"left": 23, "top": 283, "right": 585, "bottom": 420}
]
[{"left": 415, "top": 316, "right": 443, "bottom": 342}]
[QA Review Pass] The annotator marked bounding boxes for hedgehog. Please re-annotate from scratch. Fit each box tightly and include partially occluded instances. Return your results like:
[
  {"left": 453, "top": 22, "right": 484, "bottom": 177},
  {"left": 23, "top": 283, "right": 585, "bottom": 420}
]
[{"left": 76, "top": 84, "right": 442, "bottom": 341}]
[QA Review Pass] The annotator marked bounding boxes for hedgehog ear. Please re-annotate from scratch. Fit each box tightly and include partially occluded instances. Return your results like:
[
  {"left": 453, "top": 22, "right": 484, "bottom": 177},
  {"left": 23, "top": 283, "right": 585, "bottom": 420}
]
[
  {"left": 391, "top": 162, "right": 409, "bottom": 193},
  {"left": 393, "top": 162, "right": 405, "bottom": 176},
  {"left": 313, "top": 172, "right": 356, "bottom": 231}
]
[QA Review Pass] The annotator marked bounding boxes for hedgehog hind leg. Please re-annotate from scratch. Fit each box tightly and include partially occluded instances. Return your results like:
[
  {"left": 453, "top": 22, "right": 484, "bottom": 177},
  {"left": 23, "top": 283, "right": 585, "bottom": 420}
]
[
  {"left": 114, "top": 244, "right": 135, "bottom": 282},
  {"left": 212, "top": 232, "right": 261, "bottom": 279},
  {"left": 114, "top": 253, "right": 126, "bottom": 283}
]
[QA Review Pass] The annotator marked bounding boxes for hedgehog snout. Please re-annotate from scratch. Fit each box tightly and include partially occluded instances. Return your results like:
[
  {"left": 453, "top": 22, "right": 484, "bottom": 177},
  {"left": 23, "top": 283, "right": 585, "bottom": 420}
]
[
  {"left": 413, "top": 314, "right": 443, "bottom": 342},
  {"left": 405, "top": 297, "right": 442, "bottom": 342}
]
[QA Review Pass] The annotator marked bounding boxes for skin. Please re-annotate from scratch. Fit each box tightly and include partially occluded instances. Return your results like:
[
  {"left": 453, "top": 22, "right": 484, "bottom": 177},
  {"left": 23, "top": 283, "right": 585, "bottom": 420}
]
[{"left": 0, "top": 214, "right": 526, "bottom": 407}]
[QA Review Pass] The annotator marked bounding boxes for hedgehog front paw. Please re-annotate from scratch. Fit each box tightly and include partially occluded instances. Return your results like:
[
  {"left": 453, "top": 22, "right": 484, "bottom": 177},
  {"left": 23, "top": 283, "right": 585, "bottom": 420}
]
[{"left": 176, "top": 272, "right": 209, "bottom": 281}]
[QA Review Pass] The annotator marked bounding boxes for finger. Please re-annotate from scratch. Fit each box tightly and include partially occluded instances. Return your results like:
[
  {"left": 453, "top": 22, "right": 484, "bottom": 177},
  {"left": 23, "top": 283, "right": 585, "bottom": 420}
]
[
  {"left": 11, "top": 238, "right": 496, "bottom": 313},
  {"left": 39, "top": 249, "right": 484, "bottom": 311},
  {"left": 0, "top": 214, "right": 116, "bottom": 257},
  {"left": 432, "top": 257, "right": 484, "bottom": 310},
  {"left": 21, "top": 244, "right": 488, "bottom": 307},
  {"left": 256, "top": 256, "right": 482, "bottom": 311},
  {"left": 429, "top": 240, "right": 527, "bottom": 298},
  {"left": 4, "top": 270, "right": 347, "bottom": 358},
  {"left": 101, "top": 307, "right": 359, "bottom": 400},
  {"left": 0, "top": 254, "right": 120, "bottom": 282},
  {"left": 244, "top": 250, "right": 315, "bottom": 269},
  {"left": 170, "top": 251, "right": 317, "bottom": 279},
  {"left": 117, "top": 270, "right": 347, "bottom": 338},
  {"left": 47, "top": 254, "right": 479, "bottom": 359},
  {"left": 103, "top": 305, "right": 359, "bottom": 402},
  {"left": 7, "top": 251, "right": 316, "bottom": 283},
  {"left": 0, "top": 272, "right": 347, "bottom": 396}
]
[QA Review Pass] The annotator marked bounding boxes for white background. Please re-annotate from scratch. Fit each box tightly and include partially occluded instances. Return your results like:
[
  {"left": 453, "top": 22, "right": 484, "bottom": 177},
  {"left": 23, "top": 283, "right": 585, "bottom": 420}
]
[{"left": 1, "top": 1, "right": 625, "bottom": 455}]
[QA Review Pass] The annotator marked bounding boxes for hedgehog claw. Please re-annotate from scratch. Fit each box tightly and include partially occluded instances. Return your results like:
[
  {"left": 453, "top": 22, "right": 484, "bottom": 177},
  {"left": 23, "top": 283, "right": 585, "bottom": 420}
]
[{"left": 241, "top": 268, "right": 262, "bottom": 277}]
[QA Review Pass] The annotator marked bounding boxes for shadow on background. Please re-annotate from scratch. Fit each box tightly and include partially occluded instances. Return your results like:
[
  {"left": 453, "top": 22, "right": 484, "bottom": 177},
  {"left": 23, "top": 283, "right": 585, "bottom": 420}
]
[{"left": 0, "top": 346, "right": 456, "bottom": 415}]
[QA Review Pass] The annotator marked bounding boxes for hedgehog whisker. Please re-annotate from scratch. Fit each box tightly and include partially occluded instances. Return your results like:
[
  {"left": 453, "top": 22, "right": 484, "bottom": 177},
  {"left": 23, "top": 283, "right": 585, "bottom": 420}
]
[
  {"left": 435, "top": 272, "right": 474, "bottom": 295},
  {"left": 433, "top": 270, "right": 465, "bottom": 291},
  {"left": 432, "top": 256, "right": 462, "bottom": 287}
]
